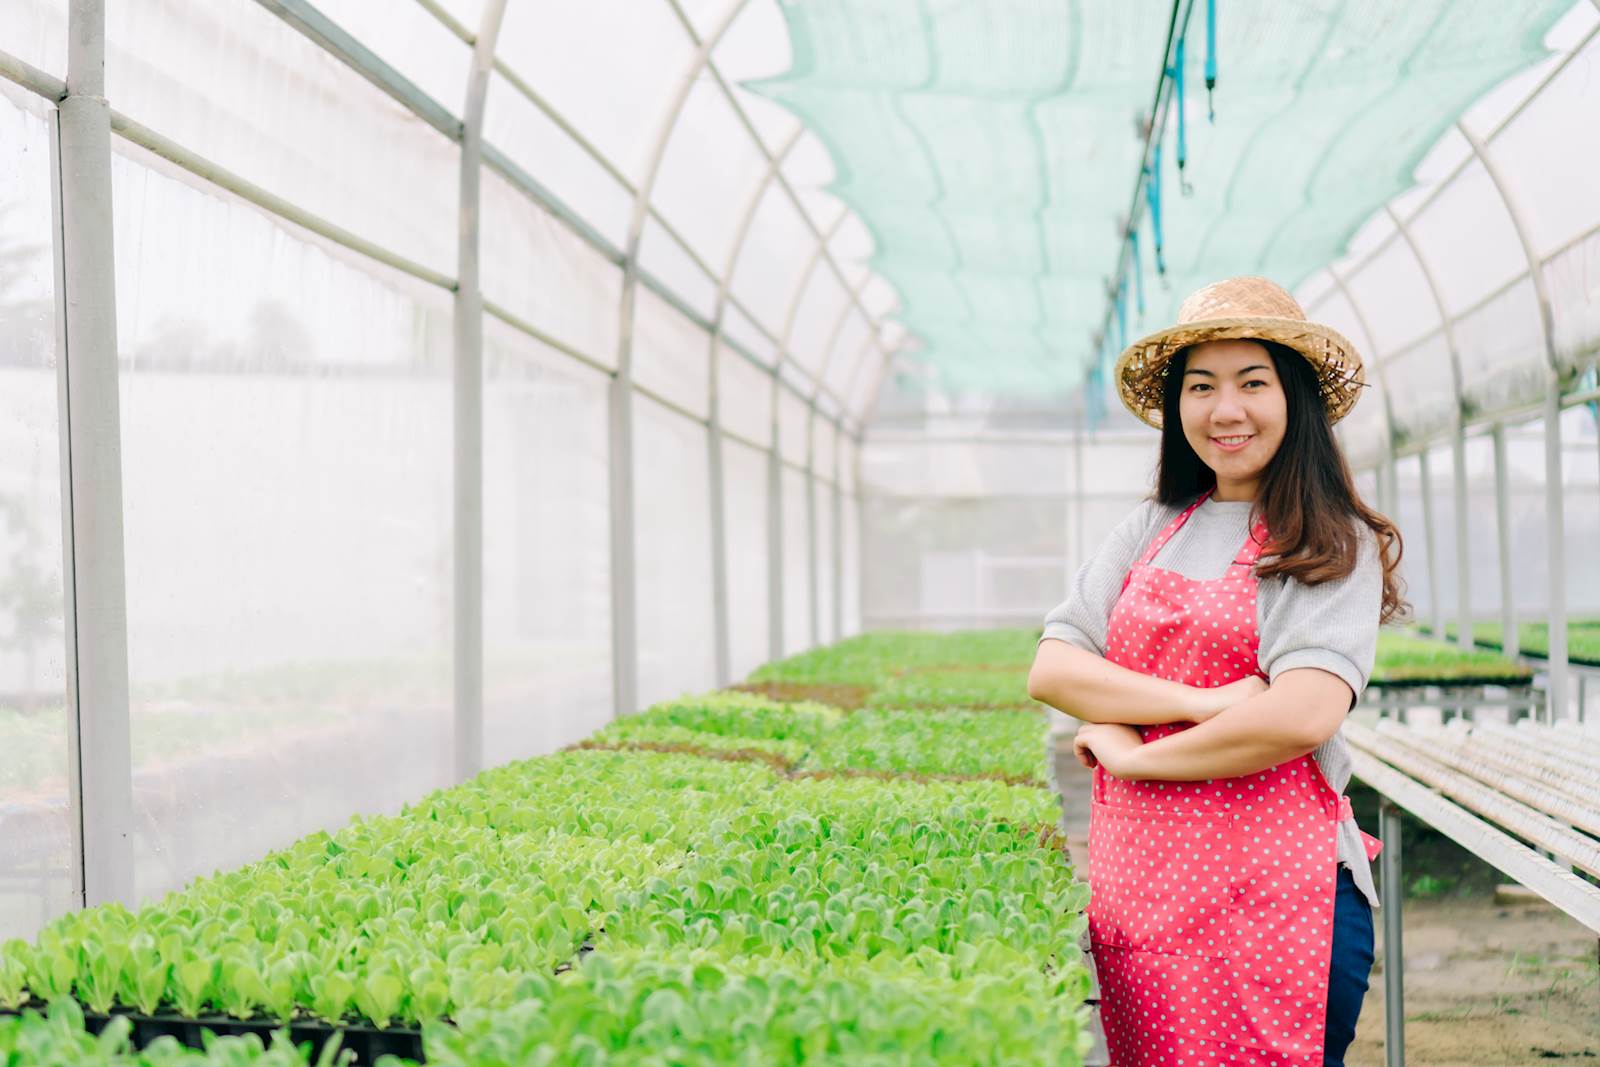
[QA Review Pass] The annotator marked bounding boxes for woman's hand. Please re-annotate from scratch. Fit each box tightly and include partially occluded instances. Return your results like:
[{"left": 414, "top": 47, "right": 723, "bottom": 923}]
[
  {"left": 1189, "top": 673, "right": 1269, "bottom": 723},
  {"left": 1072, "top": 722, "right": 1147, "bottom": 778}
]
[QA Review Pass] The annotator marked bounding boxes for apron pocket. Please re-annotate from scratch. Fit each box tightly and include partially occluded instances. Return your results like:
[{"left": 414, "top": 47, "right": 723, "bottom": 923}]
[{"left": 1088, "top": 800, "right": 1233, "bottom": 959}]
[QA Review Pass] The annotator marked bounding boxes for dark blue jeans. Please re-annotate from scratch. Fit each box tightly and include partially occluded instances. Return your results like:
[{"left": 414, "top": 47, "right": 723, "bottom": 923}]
[{"left": 1325, "top": 865, "right": 1376, "bottom": 1066}]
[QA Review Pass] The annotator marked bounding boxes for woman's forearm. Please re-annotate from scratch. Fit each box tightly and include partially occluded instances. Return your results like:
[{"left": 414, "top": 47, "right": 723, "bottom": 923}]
[
  {"left": 1028, "top": 638, "right": 1217, "bottom": 725},
  {"left": 1122, "top": 668, "right": 1351, "bottom": 781}
]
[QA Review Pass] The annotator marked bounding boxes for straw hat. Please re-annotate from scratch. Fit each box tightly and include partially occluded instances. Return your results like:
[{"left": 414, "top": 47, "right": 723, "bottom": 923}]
[{"left": 1114, "top": 276, "right": 1365, "bottom": 429}]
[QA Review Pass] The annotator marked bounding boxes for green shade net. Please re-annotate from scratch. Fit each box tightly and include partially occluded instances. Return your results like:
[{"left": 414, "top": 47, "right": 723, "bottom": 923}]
[{"left": 750, "top": 0, "right": 1571, "bottom": 400}]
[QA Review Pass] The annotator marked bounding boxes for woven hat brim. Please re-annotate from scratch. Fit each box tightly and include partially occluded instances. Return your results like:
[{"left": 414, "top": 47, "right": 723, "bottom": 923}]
[{"left": 1113, "top": 316, "right": 1366, "bottom": 430}]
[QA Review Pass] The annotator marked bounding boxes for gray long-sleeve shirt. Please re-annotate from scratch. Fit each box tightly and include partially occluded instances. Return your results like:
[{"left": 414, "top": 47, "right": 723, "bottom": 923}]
[{"left": 1041, "top": 494, "right": 1382, "bottom": 908}]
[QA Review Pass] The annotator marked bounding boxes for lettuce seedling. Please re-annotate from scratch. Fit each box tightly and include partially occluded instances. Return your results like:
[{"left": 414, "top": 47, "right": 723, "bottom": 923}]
[{"left": 0, "top": 941, "right": 31, "bottom": 1010}]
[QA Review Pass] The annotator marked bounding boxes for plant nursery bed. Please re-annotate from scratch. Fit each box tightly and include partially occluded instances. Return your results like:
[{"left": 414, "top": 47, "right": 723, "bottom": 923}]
[
  {"left": 2, "top": 1002, "right": 424, "bottom": 1064},
  {"left": 726, "top": 680, "right": 874, "bottom": 709}
]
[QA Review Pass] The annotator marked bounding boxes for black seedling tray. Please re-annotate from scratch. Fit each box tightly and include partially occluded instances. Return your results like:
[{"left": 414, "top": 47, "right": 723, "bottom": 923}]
[
  {"left": 1366, "top": 674, "right": 1537, "bottom": 689},
  {"left": 3, "top": 1002, "right": 424, "bottom": 1065}
]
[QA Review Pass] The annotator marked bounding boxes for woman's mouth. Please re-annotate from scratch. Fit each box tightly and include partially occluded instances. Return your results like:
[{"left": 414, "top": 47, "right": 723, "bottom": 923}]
[{"left": 1209, "top": 433, "right": 1254, "bottom": 453}]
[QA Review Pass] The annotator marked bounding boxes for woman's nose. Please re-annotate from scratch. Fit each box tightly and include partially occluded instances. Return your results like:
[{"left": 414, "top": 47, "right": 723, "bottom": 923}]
[{"left": 1212, "top": 388, "right": 1246, "bottom": 422}]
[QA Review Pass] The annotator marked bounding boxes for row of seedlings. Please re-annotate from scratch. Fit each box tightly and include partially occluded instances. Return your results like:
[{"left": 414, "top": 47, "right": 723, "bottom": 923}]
[{"left": 2, "top": 631, "right": 1093, "bottom": 1065}]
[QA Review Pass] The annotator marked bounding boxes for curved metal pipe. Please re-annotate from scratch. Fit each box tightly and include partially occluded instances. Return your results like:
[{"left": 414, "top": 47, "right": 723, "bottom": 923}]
[
  {"left": 609, "top": 0, "right": 749, "bottom": 714},
  {"left": 705, "top": 127, "right": 804, "bottom": 685},
  {"left": 1456, "top": 120, "right": 1568, "bottom": 715},
  {"left": 1383, "top": 203, "right": 1471, "bottom": 650}
]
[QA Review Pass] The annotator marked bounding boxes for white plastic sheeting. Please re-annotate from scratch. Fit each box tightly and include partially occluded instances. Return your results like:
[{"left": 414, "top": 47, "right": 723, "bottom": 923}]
[
  {"left": 0, "top": 87, "right": 74, "bottom": 940},
  {"left": 0, "top": 0, "right": 884, "bottom": 936},
  {"left": 483, "top": 323, "right": 613, "bottom": 762},
  {"left": 859, "top": 431, "right": 1158, "bottom": 630},
  {"left": 112, "top": 139, "right": 458, "bottom": 904}
]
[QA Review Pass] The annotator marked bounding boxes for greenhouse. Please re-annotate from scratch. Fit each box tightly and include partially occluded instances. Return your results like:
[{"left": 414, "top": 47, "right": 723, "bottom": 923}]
[{"left": 1, "top": 0, "right": 1598, "bottom": 1064}]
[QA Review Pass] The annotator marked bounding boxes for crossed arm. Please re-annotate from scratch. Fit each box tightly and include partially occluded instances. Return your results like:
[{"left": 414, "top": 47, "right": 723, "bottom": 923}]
[{"left": 1027, "top": 638, "right": 1352, "bottom": 782}]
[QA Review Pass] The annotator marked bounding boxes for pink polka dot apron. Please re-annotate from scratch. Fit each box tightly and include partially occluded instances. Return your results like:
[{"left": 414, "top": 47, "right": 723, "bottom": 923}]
[{"left": 1087, "top": 491, "right": 1379, "bottom": 1066}]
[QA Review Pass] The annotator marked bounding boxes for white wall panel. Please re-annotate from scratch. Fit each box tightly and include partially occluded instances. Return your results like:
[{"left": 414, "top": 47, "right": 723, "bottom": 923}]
[
  {"left": 483, "top": 323, "right": 612, "bottom": 763},
  {"left": 632, "top": 396, "right": 716, "bottom": 707},
  {"left": 0, "top": 88, "right": 75, "bottom": 940},
  {"left": 112, "top": 148, "right": 455, "bottom": 905}
]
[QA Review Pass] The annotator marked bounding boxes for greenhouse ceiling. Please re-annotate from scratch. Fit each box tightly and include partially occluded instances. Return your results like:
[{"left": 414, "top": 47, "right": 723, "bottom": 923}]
[{"left": 754, "top": 0, "right": 1574, "bottom": 397}]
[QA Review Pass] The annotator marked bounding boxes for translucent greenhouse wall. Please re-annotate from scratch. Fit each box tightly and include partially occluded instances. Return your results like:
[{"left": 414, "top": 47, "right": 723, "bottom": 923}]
[
  {"left": 0, "top": 0, "right": 892, "bottom": 939},
  {"left": 0, "top": 88, "right": 76, "bottom": 942}
]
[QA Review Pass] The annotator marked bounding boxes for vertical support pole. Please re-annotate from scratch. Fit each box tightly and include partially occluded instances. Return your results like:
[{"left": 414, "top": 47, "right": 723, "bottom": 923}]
[
  {"left": 1543, "top": 383, "right": 1569, "bottom": 721},
  {"left": 608, "top": 372, "right": 638, "bottom": 716},
  {"left": 767, "top": 439, "right": 785, "bottom": 661},
  {"left": 806, "top": 412, "right": 820, "bottom": 648},
  {"left": 1417, "top": 452, "right": 1443, "bottom": 640},
  {"left": 1072, "top": 423, "right": 1086, "bottom": 584},
  {"left": 452, "top": 0, "right": 508, "bottom": 780},
  {"left": 1381, "top": 444, "right": 1399, "bottom": 519},
  {"left": 705, "top": 131, "right": 803, "bottom": 684},
  {"left": 1458, "top": 119, "right": 1569, "bottom": 718},
  {"left": 56, "top": 0, "right": 135, "bottom": 908},
  {"left": 832, "top": 421, "right": 844, "bottom": 643},
  {"left": 1452, "top": 423, "right": 1472, "bottom": 651},
  {"left": 1492, "top": 424, "right": 1519, "bottom": 659},
  {"left": 708, "top": 375, "right": 731, "bottom": 687},
  {"left": 1379, "top": 799, "right": 1406, "bottom": 1067},
  {"left": 854, "top": 483, "right": 867, "bottom": 638}
]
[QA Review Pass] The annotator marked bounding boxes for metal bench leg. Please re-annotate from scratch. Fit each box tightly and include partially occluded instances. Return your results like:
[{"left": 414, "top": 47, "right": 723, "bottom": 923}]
[{"left": 1380, "top": 800, "right": 1406, "bottom": 1067}]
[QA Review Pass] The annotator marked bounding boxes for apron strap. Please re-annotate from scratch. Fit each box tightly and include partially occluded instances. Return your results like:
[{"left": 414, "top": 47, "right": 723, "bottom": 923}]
[
  {"left": 1134, "top": 490, "right": 1213, "bottom": 568},
  {"left": 1227, "top": 515, "right": 1272, "bottom": 574}
]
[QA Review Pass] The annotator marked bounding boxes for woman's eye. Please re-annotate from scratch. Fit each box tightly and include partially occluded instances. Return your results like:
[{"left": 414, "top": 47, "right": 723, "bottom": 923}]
[
  {"left": 1244, "top": 379, "right": 1268, "bottom": 389},
  {"left": 1188, "top": 383, "right": 1212, "bottom": 393}
]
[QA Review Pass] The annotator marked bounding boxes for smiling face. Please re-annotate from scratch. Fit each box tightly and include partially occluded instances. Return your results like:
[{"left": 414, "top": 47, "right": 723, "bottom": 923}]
[{"left": 1177, "top": 339, "right": 1288, "bottom": 501}]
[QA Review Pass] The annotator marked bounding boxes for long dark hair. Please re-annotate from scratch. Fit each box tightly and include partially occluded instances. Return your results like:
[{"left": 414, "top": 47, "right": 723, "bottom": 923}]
[{"left": 1157, "top": 341, "right": 1408, "bottom": 624}]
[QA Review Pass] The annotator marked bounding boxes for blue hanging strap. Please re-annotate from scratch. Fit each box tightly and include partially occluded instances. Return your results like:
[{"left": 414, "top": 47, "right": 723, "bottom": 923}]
[
  {"left": 1171, "top": 35, "right": 1196, "bottom": 195},
  {"left": 1086, "top": 356, "right": 1107, "bottom": 431},
  {"left": 1171, "top": 35, "right": 1189, "bottom": 187},
  {"left": 1205, "top": 0, "right": 1218, "bottom": 122},
  {"left": 1145, "top": 148, "right": 1166, "bottom": 275},
  {"left": 1130, "top": 229, "right": 1145, "bottom": 317},
  {"left": 1115, "top": 288, "right": 1128, "bottom": 352}
]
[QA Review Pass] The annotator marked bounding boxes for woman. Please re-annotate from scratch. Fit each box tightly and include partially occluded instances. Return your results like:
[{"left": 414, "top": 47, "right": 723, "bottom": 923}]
[{"left": 1028, "top": 276, "right": 1406, "bottom": 1067}]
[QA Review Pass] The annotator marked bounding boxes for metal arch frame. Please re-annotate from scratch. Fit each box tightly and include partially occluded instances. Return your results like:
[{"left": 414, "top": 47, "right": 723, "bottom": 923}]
[
  {"left": 857, "top": 342, "right": 903, "bottom": 431},
  {"left": 705, "top": 124, "right": 807, "bottom": 685},
  {"left": 424, "top": 0, "right": 795, "bottom": 367},
  {"left": 1319, "top": 268, "right": 1401, "bottom": 515},
  {"left": 1456, "top": 120, "right": 1570, "bottom": 716},
  {"left": 621, "top": 0, "right": 901, "bottom": 681},
  {"left": 610, "top": 0, "right": 750, "bottom": 718},
  {"left": 415, "top": 0, "right": 884, "bottom": 447},
  {"left": 1327, "top": 15, "right": 1600, "bottom": 298},
  {"left": 1320, "top": 265, "right": 1444, "bottom": 639},
  {"left": 806, "top": 307, "right": 883, "bottom": 646},
  {"left": 1383, "top": 204, "right": 1471, "bottom": 650},
  {"left": 813, "top": 303, "right": 888, "bottom": 413},
  {"left": 660, "top": 0, "right": 896, "bottom": 359},
  {"left": 841, "top": 322, "right": 902, "bottom": 420},
  {"left": 766, "top": 206, "right": 851, "bottom": 659},
  {"left": 212, "top": 0, "right": 902, "bottom": 455},
  {"left": 813, "top": 354, "right": 868, "bottom": 645},
  {"left": 451, "top": 0, "right": 509, "bottom": 782},
  {"left": 248, "top": 2, "right": 883, "bottom": 711}
]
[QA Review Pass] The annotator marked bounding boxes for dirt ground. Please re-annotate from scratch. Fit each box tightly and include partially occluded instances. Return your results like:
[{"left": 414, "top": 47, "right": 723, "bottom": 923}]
[
  {"left": 1051, "top": 744, "right": 1600, "bottom": 1066},
  {"left": 1347, "top": 895, "right": 1598, "bottom": 1066}
]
